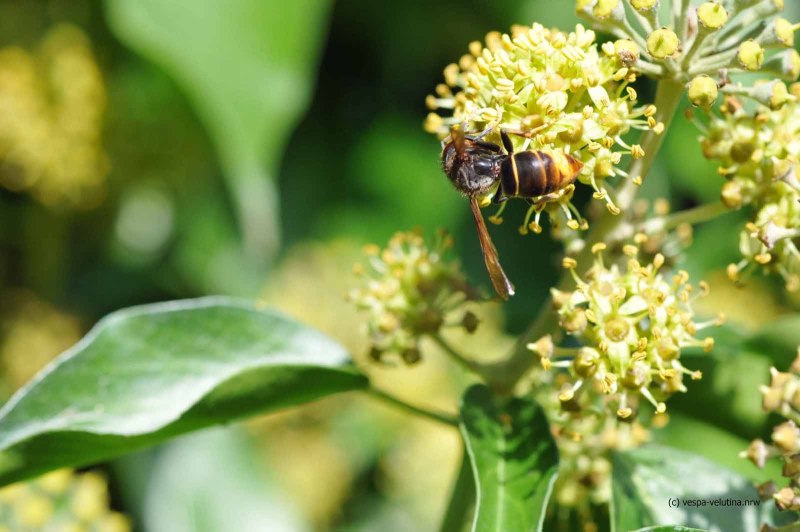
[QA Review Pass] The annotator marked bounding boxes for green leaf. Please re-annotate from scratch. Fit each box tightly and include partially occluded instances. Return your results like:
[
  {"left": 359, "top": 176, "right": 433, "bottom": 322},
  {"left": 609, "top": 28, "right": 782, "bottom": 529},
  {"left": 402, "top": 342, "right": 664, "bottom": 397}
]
[
  {"left": 144, "top": 428, "right": 306, "bottom": 531},
  {"left": 672, "top": 315, "right": 800, "bottom": 439},
  {"left": 654, "top": 412, "right": 783, "bottom": 484},
  {"left": 0, "top": 298, "right": 367, "bottom": 486},
  {"left": 744, "top": 315, "right": 800, "bottom": 367},
  {"left": 459, "top": 385, "right": 558, "bottom": 532},
  {"left": 611, "top": 444, "right": 790, "bottom": 532},
  {"left": 105, "top": 0, "right": 333, "bottom": 282}
]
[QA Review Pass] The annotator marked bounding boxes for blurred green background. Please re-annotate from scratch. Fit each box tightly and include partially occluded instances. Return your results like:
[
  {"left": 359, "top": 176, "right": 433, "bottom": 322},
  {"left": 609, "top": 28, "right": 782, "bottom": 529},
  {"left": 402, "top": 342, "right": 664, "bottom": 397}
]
[{"left": 1, "top": 0, "right": 800, "bottom": 531}]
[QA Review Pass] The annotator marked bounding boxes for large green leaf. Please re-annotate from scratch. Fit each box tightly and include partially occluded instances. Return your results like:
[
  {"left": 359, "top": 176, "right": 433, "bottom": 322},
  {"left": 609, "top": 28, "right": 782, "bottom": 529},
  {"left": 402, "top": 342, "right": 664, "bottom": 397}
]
[
  {"left": 459, "top": 385, "right": 558, "bottom": 532},
  {"left": 611, "top": 444, "right": 790, "bottom": 532},
  {"left": 105, "top": 0, "right": 332, "bottom": 286},
  {"left": 0, "top": 298, "right": 367, "bottom": 486}
]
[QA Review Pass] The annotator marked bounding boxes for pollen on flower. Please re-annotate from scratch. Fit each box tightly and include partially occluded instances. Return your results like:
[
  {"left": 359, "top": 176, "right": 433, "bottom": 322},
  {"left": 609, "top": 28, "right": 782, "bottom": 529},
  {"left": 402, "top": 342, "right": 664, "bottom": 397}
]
[
  {"left": 348, "top": 229, "right": 480, "bottom": 365},
  {"left": 424, "top": 23, "right": 661, "bottom": 233},
  {"left": 533, "top": 244, "right": 715, "bottom": 418}
]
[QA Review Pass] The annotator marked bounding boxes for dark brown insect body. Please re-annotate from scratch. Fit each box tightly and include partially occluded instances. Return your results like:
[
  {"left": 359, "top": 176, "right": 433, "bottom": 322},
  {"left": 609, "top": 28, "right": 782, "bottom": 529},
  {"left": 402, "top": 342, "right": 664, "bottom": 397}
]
[
  {"left": 497, "top": 149, "right": 581, "bottom": 201},
  {"left": 441, "top": 128, "right": 583, "bottom": 300}
]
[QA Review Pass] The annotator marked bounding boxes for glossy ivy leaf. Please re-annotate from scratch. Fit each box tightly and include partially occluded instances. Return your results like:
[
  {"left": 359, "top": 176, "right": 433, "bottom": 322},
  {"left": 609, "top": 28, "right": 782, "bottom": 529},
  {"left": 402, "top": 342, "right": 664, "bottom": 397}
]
[
  {"left": 611, "top": 444, "right": 791, "bottom": 532},
  {"left": 0, "top": 298, "right": 367, "bottom": 486},
  {"left": 459, "top": 385, "right": 558, "bottom": 532},
  {"left": 106, "top": 0, "right": 332, "bottom": 286}
]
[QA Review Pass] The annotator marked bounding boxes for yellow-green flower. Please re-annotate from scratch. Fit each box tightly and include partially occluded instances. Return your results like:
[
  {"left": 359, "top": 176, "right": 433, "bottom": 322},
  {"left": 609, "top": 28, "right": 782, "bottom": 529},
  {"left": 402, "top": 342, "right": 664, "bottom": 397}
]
[
  {"left": 349, "top": 230, "right": 479, "bottom": 364},
  {"left": 425, "top": 24, "right": 660, "bottom": 224},
  {"left": 530, "top": 243, "right": 716, "bottom": 418}
]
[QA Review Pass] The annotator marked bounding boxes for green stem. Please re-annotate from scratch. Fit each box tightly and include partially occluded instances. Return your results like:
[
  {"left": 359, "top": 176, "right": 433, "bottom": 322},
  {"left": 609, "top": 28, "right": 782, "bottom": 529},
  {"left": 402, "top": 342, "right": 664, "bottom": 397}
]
[
  {"left": 440, "top": 445, "right": 475, "bottom": 532},
  {"left": 485, "top": 79, "right": 686, "bottom": 394},
  {"left": 431, "top": 333, "right": 485, "bottom": 377},
  {"left": 368, "top": 388, "right": 459, "bottom": 426},
  {"left": 674, "top": 0, "right": 692, "bottom": 42},
  {"left": 638, "top": 201, "right": 729, "bottom": 233}
]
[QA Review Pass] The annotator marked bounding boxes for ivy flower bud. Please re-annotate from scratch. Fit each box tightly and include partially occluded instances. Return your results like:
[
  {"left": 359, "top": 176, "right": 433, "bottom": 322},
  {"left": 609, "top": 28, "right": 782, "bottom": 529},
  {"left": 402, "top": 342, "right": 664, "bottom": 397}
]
[
  {"left": 697, "top": 2, "right": 728, "bottom": 30},
  {"left": 614, "top": 39, "right": 640, "bottom": 67},
  {"left": 687, "top": 75, "right": 719, "bottom": 108},
  {"left": 592, "top": 0, "right": 622, "bottom": 19},
  {"left": 630, "top": 0, "right": 658, "bottom": 11},
  {"left": 541, "top": 244, "right": 712, "bottom": 416},
  {"left": 738, "top": 40, "right": 765, "bottom": 71},
  {"left": 647, "top": 28, "right": 680, "bottom": 60},
  {"left": 349, "top": 230, "right": 479, "bottom": 364},
  {"left": 771, "top": 18, "right": 797, "bottom": 48}
]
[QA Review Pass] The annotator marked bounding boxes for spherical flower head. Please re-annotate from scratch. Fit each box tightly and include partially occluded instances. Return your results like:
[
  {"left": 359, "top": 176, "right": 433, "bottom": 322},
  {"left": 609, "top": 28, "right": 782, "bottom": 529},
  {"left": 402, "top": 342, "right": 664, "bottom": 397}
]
[
  {"left": 533, "top": 244, "right": 714, "bottom": 418},
  {"left": 700, "top": 94, "right": 800, "bottom": 290},
  {"left": 349, "top": 229, "right": 479, "bottom": 364},
  {"left": 425, "top": 23, "right": 660, "bottom": 222}
]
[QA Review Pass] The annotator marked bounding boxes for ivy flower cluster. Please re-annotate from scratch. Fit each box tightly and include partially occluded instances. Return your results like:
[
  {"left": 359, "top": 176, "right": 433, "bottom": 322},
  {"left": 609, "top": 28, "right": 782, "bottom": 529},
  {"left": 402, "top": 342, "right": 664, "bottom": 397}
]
[
  {"left": 348, "top": 230, "right": 479, "bottom": 365},
  {"left": 580, "top": 0, "right": 798, "bottom": 109},
  {"left": 0, "top": 24, "right": 108, "bottom": 208},
  {"left": 529, "top": 243, "right": 718, "bottom": 419},
  {"left": 699, "top": 90, "right": 800, "bottom": 291},
  {"left": 424, "top": 23, "right": 662, "bottom": 231},
  {"left": 529, "top": 358, "right": 652, "bottom": 509},
  {"left": 742, "top": 349, "right": 800, "bottom": 512},
  {"left": 0, "top": 469, "right": 129, "bottom": 531}
]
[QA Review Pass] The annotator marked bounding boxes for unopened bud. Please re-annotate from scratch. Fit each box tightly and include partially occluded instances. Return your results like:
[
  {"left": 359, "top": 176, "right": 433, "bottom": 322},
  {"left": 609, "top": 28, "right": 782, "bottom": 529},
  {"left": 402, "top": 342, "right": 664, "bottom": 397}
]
[
  {"left": 647, "top": 28, "right": 680, "bottom": 59},
  {"left": 687, "top": 75, "right": 719, "bottom": 108},
  {"left": 631, "top": 0, "right": 658, "bottom": 10},
  {"left": 720, "top": 180, "right": 743, "bottom": 209},
  {"left": 614, "top": 39, "right": 640, "bottom": 67},
  {"left": 771, "top": 18, "right": 796, "bottom": 48},
  {"left": 737, "top": 40, "right": 764, "bottom": 71},
  {"left": 593, "top": 0, "right": 622, "bottom": 19},
  {"left": 697, "top": 2, "right": 728, "bottom": 30}
]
